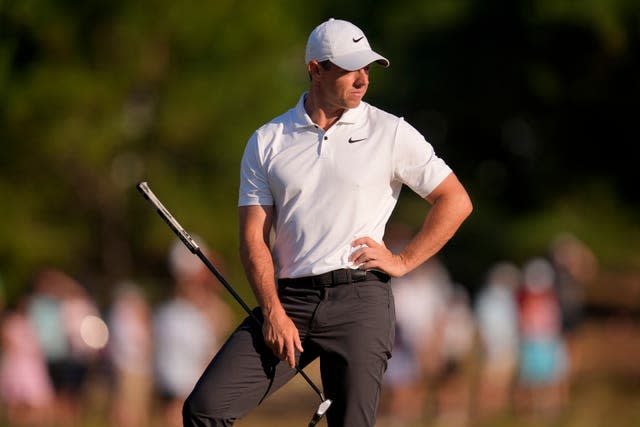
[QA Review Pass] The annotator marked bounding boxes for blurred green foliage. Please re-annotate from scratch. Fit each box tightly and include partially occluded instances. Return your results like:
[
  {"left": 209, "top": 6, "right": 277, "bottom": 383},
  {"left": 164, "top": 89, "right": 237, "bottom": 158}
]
[{"left": 1, "top": 0, "right": 639, "bottom": 305}]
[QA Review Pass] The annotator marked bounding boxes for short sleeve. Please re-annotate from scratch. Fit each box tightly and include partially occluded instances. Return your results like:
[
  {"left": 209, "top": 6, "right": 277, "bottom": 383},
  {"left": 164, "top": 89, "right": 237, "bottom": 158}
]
[
  {"left": 393, "top": 119, "right": 452, "bottom": 198},
  {"left": 238, "top": 132, "right": 273, "bottom": 206}
]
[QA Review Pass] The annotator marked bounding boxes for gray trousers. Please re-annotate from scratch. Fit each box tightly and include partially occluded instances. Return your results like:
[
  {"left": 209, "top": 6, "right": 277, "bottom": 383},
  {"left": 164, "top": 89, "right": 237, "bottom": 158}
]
[{"left": 182, "top": 279, "right": 395, "bottom": 427}]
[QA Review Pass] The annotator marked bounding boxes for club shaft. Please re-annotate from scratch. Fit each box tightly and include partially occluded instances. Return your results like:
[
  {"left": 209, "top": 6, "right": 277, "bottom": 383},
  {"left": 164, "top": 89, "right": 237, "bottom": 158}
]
[
  {"left": 195, "top": 250, "right": 325, "bottom": 400},
  {"left": 137, "top": 182, "right": 325, "bottom": 402},
  {"left": 196, "top": 250, "right": 255, "bottom": 318}
]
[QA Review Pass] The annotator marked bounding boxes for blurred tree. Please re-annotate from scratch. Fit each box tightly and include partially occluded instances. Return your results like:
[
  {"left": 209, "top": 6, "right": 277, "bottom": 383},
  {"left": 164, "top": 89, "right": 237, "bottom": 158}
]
[{"left": 1, "top": 0, "right": 639, "bottom": 303}]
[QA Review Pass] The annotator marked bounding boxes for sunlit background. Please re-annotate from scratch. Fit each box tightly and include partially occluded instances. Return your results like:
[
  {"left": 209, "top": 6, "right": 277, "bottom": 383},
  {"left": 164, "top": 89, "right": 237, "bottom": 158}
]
[{"left": 1, "top": 1, "right": 639, "bottom": 426}]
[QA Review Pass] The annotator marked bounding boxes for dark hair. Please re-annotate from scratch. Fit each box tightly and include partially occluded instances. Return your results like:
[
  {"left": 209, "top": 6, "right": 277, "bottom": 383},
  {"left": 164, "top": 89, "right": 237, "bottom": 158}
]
[{"left": 308, "top": 60, "right": 333, "bottom": 81}]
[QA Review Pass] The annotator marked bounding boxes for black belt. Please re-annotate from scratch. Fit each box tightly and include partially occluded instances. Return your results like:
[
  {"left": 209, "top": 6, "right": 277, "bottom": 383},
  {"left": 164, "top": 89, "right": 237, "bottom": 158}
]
[{"left": 278, "top": 269, "right": 390, "bottom": 288}]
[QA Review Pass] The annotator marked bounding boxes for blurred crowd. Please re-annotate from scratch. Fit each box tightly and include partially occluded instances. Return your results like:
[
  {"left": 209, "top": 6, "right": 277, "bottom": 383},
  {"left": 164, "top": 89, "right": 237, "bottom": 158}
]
[
  {"left": 0, "top": 231, "right": 599, "bottom": 427},
  {"left": 0, "top": 238, "right": 232, "bottom": 427},
  {"left": 378, "top": 231, "right": 598, "bottom": 426}
]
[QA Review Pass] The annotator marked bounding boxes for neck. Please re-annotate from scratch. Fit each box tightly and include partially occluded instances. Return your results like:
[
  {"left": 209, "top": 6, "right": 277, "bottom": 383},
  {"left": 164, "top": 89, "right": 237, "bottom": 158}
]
[{"left": 304, "top": 90, "right": 344, "bottom": 131}]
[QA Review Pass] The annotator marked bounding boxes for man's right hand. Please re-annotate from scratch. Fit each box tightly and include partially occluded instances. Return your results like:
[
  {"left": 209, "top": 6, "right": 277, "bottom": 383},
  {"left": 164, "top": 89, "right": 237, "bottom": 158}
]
[{"left": 262, "top": 305, "right": 304, "bottom": 368}]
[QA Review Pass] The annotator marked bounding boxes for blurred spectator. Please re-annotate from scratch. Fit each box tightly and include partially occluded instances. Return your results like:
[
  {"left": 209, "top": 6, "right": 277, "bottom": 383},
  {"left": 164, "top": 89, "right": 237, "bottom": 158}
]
[
  {"left": 153, "top": 238, "right": 233, "bottom": 427},
  {"left": 27, "top": 270, "right": 68, "bottom": 384},
  {"left": 26, "top": 268, "right": 103, "bottom": 426},
  {"left": 0, "top": 295, "right": 54, "bottom": 426},
  {"left": 107, "top": 282, "right": 153, "bottom": 427},
  {"left": 434, "top": 284, "right": 477, "bottom": 427},
  {"left": 474, "top": 262, "right": 521, "bottom": 420},
  {"left": 381, "top": 256, "right": 452, "bottom": 425},
  {"left": 515, "top": 258, "right": 569, "bottom": 419},
  {"left": 549, "top": 232, "right": 598, "bottom": 376}
]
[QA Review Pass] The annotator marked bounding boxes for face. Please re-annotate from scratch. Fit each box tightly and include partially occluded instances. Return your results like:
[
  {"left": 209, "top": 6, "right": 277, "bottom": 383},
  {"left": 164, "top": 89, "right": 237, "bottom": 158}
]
[{"left": 311, "top": 61, "right": 370, "bottom": 110}]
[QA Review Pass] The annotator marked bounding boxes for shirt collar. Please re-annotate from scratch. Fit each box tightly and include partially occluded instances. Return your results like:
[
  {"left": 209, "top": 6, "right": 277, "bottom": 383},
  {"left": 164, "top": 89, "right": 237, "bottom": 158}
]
[
  {"left": 292, "top": 92, "right": 367, "bottom": 129},
  {"left": 292, "top": 93, "right": 315, "bottom": 129},
  {"left": 337, "top": 101, "right": 366, "bottom": 124}
]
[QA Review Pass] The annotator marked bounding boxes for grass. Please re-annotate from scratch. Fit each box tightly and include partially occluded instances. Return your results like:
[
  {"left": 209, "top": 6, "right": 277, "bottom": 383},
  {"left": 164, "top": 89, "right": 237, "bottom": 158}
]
[{"left": 1, "top": 321, "right": 638, "bottom": 427}]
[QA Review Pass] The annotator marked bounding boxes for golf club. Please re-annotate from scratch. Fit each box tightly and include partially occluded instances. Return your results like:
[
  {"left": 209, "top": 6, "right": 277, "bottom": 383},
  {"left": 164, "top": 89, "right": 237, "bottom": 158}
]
[{"left": 137, "top": 181, "right": 332, "bottom": 427}]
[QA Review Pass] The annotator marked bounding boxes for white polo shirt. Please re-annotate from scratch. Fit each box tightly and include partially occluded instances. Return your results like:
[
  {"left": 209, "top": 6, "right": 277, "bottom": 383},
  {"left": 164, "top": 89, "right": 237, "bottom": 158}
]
[{"left": 239, "top": 93, "right": 452, "bottom": 279}]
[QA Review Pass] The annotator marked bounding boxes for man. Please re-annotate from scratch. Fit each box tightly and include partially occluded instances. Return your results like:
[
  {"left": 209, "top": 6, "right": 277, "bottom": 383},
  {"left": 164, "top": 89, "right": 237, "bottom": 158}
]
[{"left": 183, "top": 18, "right": 472, "bottom": 427}]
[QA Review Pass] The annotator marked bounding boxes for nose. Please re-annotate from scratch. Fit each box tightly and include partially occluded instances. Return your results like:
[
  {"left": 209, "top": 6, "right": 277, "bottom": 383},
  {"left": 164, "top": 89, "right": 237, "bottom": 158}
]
[{"left": 354, "top": 67, "right": 369, "bottom": 87}]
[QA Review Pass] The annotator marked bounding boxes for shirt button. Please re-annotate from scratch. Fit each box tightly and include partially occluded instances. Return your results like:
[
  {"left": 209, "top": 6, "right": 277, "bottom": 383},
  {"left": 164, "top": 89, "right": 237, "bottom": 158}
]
[{"left": 324, "top": 136, "right": 328, "bottom": 140}]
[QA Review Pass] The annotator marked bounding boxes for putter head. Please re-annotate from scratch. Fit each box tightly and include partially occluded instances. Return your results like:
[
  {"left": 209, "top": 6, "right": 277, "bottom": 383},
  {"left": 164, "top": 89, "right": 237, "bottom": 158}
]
[{"left": 308, "top": 399, "right": 332, "bottom": 427}]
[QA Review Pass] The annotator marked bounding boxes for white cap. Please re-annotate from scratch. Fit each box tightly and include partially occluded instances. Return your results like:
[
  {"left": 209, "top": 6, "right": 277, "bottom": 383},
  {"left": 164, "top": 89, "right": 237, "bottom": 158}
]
[{"left": 305, "top": 18, "right": 389, "bottom": 71}]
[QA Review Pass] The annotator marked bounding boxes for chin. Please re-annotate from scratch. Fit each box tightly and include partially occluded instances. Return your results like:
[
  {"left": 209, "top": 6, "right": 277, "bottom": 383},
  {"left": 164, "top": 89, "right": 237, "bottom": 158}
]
[{"left": 345, "top": 99, "right": 362, "bottom": 109}]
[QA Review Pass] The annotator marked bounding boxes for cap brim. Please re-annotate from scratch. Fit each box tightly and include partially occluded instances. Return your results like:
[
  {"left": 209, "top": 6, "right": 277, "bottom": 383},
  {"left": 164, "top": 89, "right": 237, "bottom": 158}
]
[{"left": 331, "top": 50, "right": 389, "bottom": 71}]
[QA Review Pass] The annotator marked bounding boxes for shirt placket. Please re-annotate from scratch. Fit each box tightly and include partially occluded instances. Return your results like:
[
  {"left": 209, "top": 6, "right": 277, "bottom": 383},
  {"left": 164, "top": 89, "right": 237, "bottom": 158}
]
[{"left": 319, "top": 122, "right": 348, "bottom": 159}]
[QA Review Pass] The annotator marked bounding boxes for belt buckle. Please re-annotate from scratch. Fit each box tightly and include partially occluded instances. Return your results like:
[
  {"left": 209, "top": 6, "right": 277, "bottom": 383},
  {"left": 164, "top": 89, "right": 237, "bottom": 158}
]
[{"left": 351, "top": 269, "right": 367, "bottom": 282}]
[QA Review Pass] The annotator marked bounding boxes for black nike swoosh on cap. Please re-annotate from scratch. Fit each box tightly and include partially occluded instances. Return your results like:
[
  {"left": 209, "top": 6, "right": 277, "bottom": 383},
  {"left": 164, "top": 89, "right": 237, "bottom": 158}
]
[
  {"left": 348, "top": 137, "right": 367, "bottom": 143},
  {"left": 352, "top": 36, "right": 364, "bottom": 43}
]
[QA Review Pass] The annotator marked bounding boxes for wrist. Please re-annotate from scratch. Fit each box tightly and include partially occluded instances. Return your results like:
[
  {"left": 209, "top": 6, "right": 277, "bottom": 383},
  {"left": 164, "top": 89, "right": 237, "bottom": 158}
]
[
  {"left": 261, "top": 299, "right": 285, "bottom": 319},
  {"left": 395, "top": 253, "right": 412, "bottom": 276}
]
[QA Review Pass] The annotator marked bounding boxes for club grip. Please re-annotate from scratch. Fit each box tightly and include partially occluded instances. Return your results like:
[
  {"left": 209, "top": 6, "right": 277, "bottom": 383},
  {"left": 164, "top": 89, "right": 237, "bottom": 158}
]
[{"left": 136, "top": 181, "right": 200, "bottom": 254}]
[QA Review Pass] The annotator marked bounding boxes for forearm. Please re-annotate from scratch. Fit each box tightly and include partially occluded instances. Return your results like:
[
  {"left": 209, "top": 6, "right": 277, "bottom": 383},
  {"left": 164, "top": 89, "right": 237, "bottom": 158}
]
[
  {"left": 238, "top": 205, "right": 303, "bottom": 366},
  {"left": 238, "top": 205, "right": 283, "bottom": 317},
  {"left": 239, "top": 239, "right": 282, "bottom": 316},
  {"left": 349, "top": 174, "right": 472, "bottom": 277},
  {"left": 398, "top": 188, "right": 472, "bottom": 273}
]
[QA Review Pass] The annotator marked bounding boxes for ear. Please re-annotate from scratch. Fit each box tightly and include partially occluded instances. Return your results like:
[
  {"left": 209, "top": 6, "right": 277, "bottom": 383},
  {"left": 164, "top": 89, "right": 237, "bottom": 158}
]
[{"left": 307, "top": 60, "right": 322, "bottom": 79}]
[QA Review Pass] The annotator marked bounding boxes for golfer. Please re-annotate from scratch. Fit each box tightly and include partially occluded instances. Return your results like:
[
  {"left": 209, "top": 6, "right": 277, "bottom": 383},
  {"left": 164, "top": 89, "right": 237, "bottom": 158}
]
[{"left": 183, "top": 18, "right": 472, "bottom": 427}]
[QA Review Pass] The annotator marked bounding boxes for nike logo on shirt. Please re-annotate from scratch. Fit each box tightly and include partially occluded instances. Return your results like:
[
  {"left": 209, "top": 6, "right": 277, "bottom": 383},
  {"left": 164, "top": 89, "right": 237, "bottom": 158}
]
[
  {"left": 352, "top": 36, "right": 364, "bottom": 43},
  {"left": 348, "top": 137, "right": 367, "bottom": 143}
]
